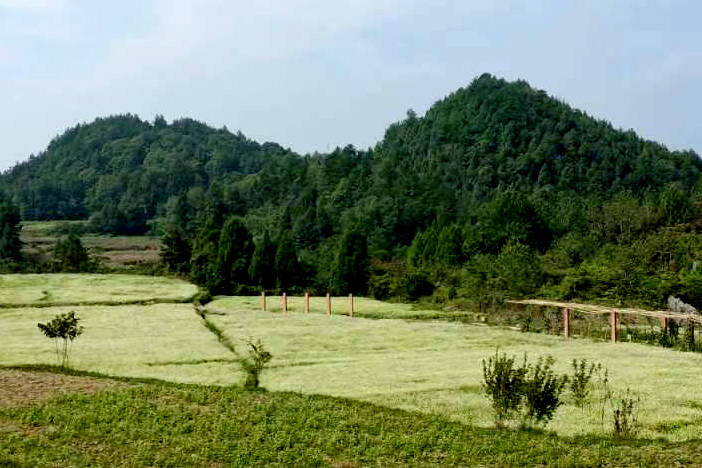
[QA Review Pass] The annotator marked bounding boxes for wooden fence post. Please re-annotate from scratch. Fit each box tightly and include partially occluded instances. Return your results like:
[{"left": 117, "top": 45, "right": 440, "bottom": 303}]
[
  {"left": 304, "top": 291, "right": 310, "bottom": 315},
  {"left": 282, "top": 293, "right": 287, "bottom": 314},
  {"left": 610, "top": 311, "right": 618, "bottom": 343},
  {"left": 261, "top": 291, "right": 266, "bottom": 312},
  {"left": 661, "top": 317, "right": 669, "bottom": 335},
  {"left": 349, "top": 294, "right": 354, "bottom": 318},
  {"left": 685, "top": 319, "right": 695, "bottom": 351},
  {"left": 326, "top": 292, "right": 331, "bottom": 317},
  {"left": 563, "top": 308, "right": 570, "bottom": 338}
]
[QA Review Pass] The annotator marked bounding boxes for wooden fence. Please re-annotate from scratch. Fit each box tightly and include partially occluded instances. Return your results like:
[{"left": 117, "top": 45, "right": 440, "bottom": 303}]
[
  {"left": 260, "top": 291, "right": 354, "bottom": 317},
  {"left": 509, "top": 299, "right": 702, "bottom": 344}
]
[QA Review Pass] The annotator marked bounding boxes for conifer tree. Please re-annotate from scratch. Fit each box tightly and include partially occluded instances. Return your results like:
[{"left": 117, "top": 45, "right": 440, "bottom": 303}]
[
  {"left": 249, "top": 231, "right": 276, "bottom": 289},
  {"left": 332, "top": 227, "right": 369, "bottom": 295},
  {"left": 274, "top": 231, "right": 300, "bottom": 290}
]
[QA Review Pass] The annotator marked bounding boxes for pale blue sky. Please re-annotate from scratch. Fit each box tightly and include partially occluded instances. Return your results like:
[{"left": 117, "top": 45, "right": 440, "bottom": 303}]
[{"left": 1, "top": 0, "right": 700, "bottom": 169}]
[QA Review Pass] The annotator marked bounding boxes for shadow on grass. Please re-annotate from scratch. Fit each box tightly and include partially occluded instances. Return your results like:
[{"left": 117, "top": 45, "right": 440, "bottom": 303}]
[{"left": 2, "top": 363, "right": 701, "bottom": 468}]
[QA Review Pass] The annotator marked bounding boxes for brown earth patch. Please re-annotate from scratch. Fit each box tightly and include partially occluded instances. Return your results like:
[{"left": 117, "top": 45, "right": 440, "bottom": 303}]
[{"left": 0, "top": 369, "right": 124, "bottom": 408}]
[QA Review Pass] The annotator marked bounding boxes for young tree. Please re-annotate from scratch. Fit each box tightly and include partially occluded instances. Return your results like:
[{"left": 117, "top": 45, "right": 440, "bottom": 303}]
[
  {"left": 37, "top": 312, "right": 84, "bottom": 367},
  {"left": 0, "top": 192, "right": 22, "bottom": 261},
  {"left": 332, "top": 226, "right": 369, "bottom": 295},
  {"left": 241, "top": 338, "right": 273, "bottom": 390},
  {"left": 53, "top": 233, "right": 93, "bottom": 272}
]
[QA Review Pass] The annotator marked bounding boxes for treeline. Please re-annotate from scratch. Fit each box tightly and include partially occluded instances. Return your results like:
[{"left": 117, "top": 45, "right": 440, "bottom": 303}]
[{"left": 2, "top": 74, "right": 701, "bottom": 308}]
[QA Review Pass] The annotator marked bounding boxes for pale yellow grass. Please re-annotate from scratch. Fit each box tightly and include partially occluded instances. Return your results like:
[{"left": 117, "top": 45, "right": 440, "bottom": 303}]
[
  {"left": 205, "top": 296, "right": 702, "bottom": 441},
  {"left": 0, "top": 274, "right": 198, "bottom": 306},
  {"left": 0, "top": 304, "right": 232, "bottom": 385}
]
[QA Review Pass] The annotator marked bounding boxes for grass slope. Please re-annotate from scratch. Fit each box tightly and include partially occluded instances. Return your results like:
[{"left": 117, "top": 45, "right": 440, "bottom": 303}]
[
  {"left": 1, "top": 374, "right": 701, "bottom": 467},
  {"left": 206, "top": 296, "right": 702, "bottom": 441},
  {"left": 0, "top": 274, "right": 197, "bottom": 306},
  {"left": 0, "top": 304, "right": 231, "bottom": 385}
]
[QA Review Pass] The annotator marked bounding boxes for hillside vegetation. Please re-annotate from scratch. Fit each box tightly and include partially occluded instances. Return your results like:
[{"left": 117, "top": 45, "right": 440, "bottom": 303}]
[{"left": 1, "top": 74, "right": 701, "bottom": 308}]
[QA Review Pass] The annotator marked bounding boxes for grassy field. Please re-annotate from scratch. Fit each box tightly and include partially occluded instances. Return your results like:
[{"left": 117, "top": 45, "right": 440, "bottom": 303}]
[
  {"left": 0, "top": 274, "right": 198, "bottom": 306},
  {"left": 204, "top": 296, "right": 702, "bottom": 442},
  {"left": 3, "top": 371, "right": 702, "bottom": 467},
  {"left": 3, "top": 278, "right": 702, "bottom": 465},
  {"left": 20, "top": 221, "right": 161, "bottom": 269}
]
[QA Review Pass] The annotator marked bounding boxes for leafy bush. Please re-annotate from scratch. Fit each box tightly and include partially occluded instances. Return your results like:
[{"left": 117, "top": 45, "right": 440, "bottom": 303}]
[
  {"left": 241, "top": 338, "right": 273, "bottom": 390},
  {"left": 482, "top": 351, "right": 570, "bottom": 428},
  {"left": 482, "top": 351, "right": 527, "bottom": 426},
  {"left": 52, "top": 233, "right": 95, "bottom": 272},
  {"left": 37, "top": 311, "right": 84, "bottom": 367},
  {"left": 521, "top": 356, "right": 568, "bottom": 426}
]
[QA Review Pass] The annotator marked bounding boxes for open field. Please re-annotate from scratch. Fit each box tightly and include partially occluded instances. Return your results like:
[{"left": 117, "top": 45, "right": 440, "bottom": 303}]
[
  {"left": 3, "top": 277, "right": 702, "bottom": 465},
  {"left": 205, "top": 297, "right": 702, "bottom": 441},
  {"left": 0, "top": 274, "right": 198, "bottom": 306},
  {"left": 3, "top": 370, "right": 702, "bottom": 467},
  {"left": 20, "top": 221, "right": 161, "bottom": 269}
]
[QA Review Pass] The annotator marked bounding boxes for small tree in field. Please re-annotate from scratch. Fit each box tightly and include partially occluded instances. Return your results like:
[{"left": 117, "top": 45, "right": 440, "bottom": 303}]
[
  {"left": 37, "top": 312, "right": 84, "bottom": 367},
  {"left": 241, "top": 338, "right": 273, "bottom": 390}
]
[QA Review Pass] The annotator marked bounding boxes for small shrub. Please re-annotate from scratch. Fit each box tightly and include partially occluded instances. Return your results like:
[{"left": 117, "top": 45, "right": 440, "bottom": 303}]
[
  {"left": 613, "top": 389, "right": 640, "bottom": 438},
  {"left": 521, "top": 356, "right": 568, "bottom": 426},
  {"left": 482, "top": 351, "right": 526, "bottom": 426},
  {"left": 241, "top": 338, "right": 273, "bottom": 390},
  {"left": 570, "top": 359, "right": 597, "bottom": 409},
  {"left": 37, "top": 311, "right": 84, "bottom": 367},
  {"left": 482, "top": 351, "right": 571, "bottom": 428},
  {"left": 593, "top": 364, "right": 614, "bottom": 426}
]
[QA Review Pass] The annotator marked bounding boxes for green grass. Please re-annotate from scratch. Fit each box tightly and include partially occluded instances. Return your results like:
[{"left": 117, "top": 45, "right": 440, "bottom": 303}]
[
  {"left": 205, "top": 296, "right": 702, "bottom": 442},
  {"left": 4, "top": 281, "right": 702, "bottom": 465},
  {"left": 0, "top": 274, "right": 197, "bottom": 306},
  {"left": 0, "top": 304, "right": 233, "bottom": 385},
  {"left": 3, "top": 376, "right": 702, "bottom": 467},
  {"left": 208, "top": 294, "right": 466, "bottom": 320}
]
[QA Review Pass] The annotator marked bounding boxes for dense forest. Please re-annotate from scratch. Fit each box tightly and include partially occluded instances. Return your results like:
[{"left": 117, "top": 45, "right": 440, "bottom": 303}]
[{"left": 2, "top": 74, "right": 701, "bottom": 308}]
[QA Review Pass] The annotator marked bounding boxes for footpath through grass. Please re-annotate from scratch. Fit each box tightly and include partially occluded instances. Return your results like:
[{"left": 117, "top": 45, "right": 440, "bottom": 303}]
[{"left": 1, "top": 371, "right": 702, "bottom": 467}]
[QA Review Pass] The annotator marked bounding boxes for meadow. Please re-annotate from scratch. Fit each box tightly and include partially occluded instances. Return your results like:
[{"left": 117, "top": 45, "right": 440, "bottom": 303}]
[
  {"left": 3, "top": 275, "right": 702, "bottom": 466},
  {"left": 0, "top": 274, "right": 198, "bottom": 306},
  {"left": 20, "top": 221, "right": 161, "bottom": 269}
]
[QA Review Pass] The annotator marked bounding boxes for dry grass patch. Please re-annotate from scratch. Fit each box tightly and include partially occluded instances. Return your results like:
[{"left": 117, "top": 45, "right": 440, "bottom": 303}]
[{"left": 0, "top": 369, "right": 122, "bottom": 408}]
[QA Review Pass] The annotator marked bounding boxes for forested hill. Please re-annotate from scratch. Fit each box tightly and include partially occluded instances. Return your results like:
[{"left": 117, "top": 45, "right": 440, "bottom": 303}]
[
  {"left": 1, "top": 114, "right": 299, "bottom": 232},
  {"left": 2, "top": 74, "right": 702, "bottom": 307}
]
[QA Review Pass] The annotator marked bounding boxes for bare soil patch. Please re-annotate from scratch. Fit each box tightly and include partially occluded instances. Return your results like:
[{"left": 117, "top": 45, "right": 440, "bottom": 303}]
[{"left": 0, "top": 369, "right": 123, "bottom": 408}]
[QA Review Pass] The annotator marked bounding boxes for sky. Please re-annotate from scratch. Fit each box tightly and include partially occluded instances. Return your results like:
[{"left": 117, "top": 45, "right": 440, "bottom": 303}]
[{"left": 1, "top": 0, "right": 701, "bottom": 170}]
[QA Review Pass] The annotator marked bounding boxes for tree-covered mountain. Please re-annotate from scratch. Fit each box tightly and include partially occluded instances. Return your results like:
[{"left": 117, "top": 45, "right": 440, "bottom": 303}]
[
  {"left": 2, "top": 74, "right": 701, "bottom": 307},
  {"left": 2, "top": 114, "right": 299, "bottom": 232}
]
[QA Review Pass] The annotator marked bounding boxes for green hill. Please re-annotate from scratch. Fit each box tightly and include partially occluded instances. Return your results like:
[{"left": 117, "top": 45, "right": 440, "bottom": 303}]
[{"left": 2, "top": 74, "right": 701, "bottom": 307}]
